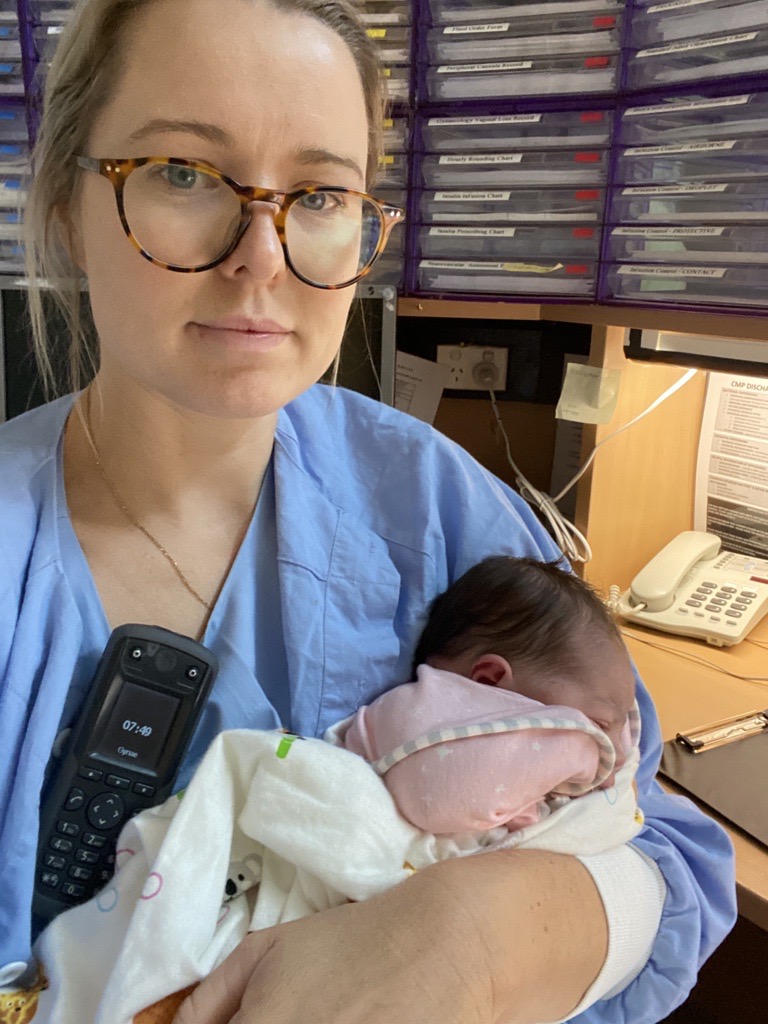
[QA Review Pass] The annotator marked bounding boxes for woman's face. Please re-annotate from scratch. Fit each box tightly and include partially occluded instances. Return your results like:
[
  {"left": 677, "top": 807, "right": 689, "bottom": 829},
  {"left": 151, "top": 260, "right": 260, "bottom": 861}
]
[{"left": 71, "top": 0, "right": 370, "bottom": 419}]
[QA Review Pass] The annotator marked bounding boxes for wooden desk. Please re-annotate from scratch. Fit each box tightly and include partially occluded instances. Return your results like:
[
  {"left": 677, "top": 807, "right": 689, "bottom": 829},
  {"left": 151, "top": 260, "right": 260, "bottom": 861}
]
[{"left": 623, "top": 621, "right": 768, "bottom": 932}]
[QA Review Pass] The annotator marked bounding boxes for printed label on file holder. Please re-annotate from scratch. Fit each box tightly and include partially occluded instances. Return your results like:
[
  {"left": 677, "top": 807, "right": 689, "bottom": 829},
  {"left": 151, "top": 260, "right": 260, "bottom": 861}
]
[
  {"left": 648, "top": 0, "right": 721, "bottom": 12},
  {"left": 434, "top": 191, "right": 511, "bottom": 202},
  {"left": 428, "top": 114, "right": 542, "bottom": 127},
  {"left": 437, "top": 61, "right": 533, "bottom": 74},
  {"left": 618, "top": 264, "right": 728, "bottom": 279},
  {"left": 637, "top": 32, "right": 757, "bottom": 59},
  {"left": 438, "top": 154, "right": 523, "bottom": 165},
  {"left": 443, "top": 23, "right": 510, "bottom": 34},
  {"left": 429, "top": 226, "right": 517, "bottom": 237},
  {"left": 421, "top": 259, "right": 563, "bottom": 274},
  {"left": 612, "top": 226, "right": 726, "bottom": 237},
  {"left": 622, "top": 183, "right": 729, "bottom": 195},
  {"left": 623, "top": 141, "right": 736, "bottom": 156},
  {"left": 624, "top": 95, "right": 751, "bottom": 117}
]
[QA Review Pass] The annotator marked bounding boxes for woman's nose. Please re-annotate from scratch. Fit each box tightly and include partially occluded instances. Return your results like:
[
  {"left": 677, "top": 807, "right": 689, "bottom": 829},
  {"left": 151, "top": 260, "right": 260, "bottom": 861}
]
[{"left": 218, "top": 203, "right": 286, "bottom": 281}]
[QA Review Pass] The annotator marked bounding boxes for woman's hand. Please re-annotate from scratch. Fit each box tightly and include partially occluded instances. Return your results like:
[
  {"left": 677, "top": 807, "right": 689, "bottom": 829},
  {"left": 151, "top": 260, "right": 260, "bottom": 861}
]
[
  {"left": 173, "top": 861, "right": 495, "bottom": 1024},
  {"left": 173, "top": 850, "right": 607, "bottom": 1024}
]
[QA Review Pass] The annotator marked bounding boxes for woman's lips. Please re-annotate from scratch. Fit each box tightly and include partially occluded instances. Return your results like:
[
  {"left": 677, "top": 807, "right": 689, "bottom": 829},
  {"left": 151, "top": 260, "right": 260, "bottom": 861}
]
[{"left": 191, "top": 318, "right": 291, "bottom": 351}]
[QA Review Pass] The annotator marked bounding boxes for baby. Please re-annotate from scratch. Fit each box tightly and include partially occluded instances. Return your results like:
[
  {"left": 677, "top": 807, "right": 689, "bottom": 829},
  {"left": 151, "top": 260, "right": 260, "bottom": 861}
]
[
  {"left": 337, "top": 555, "right": 638, "bottom": 835},
  {"left": 25, "top": 558, "right": 641, "bottom": 1024}
]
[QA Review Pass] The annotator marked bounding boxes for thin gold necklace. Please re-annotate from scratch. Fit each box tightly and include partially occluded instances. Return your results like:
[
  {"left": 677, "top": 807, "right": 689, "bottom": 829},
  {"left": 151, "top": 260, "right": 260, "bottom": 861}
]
[{"left": 81, "top": 388, "right": 213, "bottom": 612}]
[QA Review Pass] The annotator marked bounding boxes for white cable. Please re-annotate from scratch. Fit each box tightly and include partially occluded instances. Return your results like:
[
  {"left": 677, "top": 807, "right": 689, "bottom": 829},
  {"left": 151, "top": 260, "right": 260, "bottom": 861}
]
[
  {"left": 489, "top": 388, "right": 592, "bottom": 563},
  {"left": 553, "top": 369, "right": 697, "bottom": 504},
  {"left": 487, "top": 368, "right": 698, "bottom": 564}
]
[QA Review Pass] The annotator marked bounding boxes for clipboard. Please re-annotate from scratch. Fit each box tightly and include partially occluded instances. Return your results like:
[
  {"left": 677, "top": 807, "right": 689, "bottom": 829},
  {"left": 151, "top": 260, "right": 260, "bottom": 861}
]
[{"left": 659, "top": 710, "right": 768, "bottom": 851}]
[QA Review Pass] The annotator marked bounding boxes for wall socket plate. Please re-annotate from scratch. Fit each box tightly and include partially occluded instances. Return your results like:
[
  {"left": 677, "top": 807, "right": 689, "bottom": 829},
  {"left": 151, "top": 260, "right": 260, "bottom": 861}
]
[{"left": 436, "top": 344, "right": 509, "bottom": 392}]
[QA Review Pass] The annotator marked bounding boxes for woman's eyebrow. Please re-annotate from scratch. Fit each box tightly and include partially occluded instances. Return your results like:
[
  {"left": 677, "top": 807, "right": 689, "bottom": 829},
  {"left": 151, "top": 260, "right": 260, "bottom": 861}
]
[
  {"left": 292, "top": 146, "right": 365, "bottom": 181},
  {"left": 127, "top": 118, "right": 233, "bottom": 146}
]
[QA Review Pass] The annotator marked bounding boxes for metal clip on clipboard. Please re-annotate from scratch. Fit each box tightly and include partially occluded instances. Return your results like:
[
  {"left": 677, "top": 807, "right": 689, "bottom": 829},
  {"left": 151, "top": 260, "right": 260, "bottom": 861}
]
[{"left": 676, "top": 710, "right": 768, "bottom": 754}]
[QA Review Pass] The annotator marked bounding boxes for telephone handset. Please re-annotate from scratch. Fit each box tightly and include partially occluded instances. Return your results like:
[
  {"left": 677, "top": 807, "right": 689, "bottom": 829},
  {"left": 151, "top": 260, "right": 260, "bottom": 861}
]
[{"left": 617, "top": 530, "right": 768, "bottom": 646}]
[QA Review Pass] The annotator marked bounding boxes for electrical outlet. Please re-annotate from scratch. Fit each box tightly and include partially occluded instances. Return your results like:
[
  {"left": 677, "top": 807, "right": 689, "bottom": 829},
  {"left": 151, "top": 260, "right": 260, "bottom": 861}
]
[{"left": 436, "top": 345, "right": 509, "bottom": 392}]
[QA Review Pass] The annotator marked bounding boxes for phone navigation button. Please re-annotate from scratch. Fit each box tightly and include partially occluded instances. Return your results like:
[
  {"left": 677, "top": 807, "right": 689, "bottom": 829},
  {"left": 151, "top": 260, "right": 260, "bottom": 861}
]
[{"left": 87, "top": 792, "right": 125, "bottom": 830}]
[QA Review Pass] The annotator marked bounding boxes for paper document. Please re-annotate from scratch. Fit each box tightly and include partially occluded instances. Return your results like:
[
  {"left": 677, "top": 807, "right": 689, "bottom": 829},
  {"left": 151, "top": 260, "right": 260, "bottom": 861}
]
[
  {"left": 395, "top": 352, "right": 450, "bottom": 425},
  {"left": 694, "top": 371, "right": 768, "bottom": 558}
]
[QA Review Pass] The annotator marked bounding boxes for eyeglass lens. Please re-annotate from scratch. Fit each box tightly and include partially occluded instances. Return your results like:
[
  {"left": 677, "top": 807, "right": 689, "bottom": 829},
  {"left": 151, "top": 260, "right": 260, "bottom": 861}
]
[{"left": 122, "top": 162, "right": 383, "bottom": 284}]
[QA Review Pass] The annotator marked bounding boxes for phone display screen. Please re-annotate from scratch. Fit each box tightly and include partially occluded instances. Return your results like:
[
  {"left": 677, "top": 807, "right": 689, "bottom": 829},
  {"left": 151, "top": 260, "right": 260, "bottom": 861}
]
[{"left": 93, "top": 679, "right": 181, "bottom": 772}]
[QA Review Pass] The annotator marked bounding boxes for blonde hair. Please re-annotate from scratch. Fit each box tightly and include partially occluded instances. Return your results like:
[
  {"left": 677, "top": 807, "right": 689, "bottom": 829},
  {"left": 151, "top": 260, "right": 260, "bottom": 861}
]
[{"left": 23, "top": 0, "right": 386, "bottom": 397}]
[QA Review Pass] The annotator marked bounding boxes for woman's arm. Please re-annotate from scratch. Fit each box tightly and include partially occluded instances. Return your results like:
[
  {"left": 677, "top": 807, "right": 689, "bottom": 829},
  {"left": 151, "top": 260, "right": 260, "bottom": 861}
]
[{"left": 174, "top": 848, "right": 608, "bottom": 1024}]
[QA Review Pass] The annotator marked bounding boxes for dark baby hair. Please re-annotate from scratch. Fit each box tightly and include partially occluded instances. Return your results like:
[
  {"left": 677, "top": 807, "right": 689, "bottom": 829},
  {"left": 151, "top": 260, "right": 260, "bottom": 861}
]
[{"left": 413, "top": 556, "right": 623, "bottom": 679}]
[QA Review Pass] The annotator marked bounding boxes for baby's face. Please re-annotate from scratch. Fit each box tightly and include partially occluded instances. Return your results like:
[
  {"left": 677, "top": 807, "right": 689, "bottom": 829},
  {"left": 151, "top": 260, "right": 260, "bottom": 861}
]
[{"left": 511, "top": 640, "right": 636, "bottom": 782}]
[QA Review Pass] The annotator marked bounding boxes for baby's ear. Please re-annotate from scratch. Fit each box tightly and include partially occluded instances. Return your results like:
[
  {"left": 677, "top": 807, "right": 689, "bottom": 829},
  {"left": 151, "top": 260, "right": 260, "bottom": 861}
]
[{"left": 468, "top": 654, "right": 514, "bottom": 688}]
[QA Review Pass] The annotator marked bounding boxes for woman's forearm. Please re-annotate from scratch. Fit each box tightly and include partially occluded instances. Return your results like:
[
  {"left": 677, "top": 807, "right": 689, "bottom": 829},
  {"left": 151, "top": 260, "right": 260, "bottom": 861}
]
[{"left": 424, "top": 849, "right": 608, "bottom": 1024}]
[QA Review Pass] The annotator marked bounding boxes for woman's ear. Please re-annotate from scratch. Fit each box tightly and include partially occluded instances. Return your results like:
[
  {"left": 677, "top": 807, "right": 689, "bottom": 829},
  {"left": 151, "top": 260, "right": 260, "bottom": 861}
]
[{"left": 468, "top": 654, "right": 514, "bottom": 688}]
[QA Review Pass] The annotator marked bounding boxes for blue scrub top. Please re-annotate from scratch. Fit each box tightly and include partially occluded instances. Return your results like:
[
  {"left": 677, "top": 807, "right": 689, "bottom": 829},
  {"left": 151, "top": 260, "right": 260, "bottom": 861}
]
[{"left": 0, "top": 384, "right": 736, "bottom": 1021}]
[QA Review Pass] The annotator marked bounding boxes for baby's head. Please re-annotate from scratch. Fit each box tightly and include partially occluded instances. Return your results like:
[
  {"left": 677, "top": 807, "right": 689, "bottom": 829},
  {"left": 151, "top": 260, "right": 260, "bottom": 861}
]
[{"left": 413, "top": 556, "right": 635, "bottom": 775}]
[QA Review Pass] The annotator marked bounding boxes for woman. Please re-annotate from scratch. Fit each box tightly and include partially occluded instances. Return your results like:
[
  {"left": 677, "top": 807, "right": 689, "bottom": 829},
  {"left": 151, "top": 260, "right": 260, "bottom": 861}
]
[{"left": 0, "top": 0, "right": 735, "bottom": 1021}]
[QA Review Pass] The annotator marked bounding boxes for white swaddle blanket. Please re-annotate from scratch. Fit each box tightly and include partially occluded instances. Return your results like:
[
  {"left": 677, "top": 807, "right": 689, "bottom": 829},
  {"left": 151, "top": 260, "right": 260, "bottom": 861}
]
[{"left": 31, "top": 727, "right": 641, "bottom": 1024}]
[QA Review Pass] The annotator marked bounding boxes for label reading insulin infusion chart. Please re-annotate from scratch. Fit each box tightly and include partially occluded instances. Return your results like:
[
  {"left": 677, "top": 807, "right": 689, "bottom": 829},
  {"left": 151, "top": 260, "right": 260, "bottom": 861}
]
[
  {"left": 428, "top": 226, "right": 517, "bottom": 237},
  {"left": 612, "top": 226, "right": 725, "bottom": 236},
  {"left": 618, "top": 265, "right": 728, "bottom": 278},
  {"left": 434, "top": 191, "right": 511, "bottom": 201},
  {"left": 428, "top": 114, "right": 542, "bottom": 126},
  {"left": 624, "top": 95, "right": 750, "bottom": 116},
  {"left": 622, "top": 183, "right": 729, "bottom": 195},
  {"left": 437, "top": 61, "right": 533, "bottom": 73},
  {"left": 623, "top": 141, "right": 736, "bottom": 156},
  {"left": 438, "top": 154, "right": 523, "bottom": 165},
  {"left": 443, "top": 23, "right": 510, "bottom": 34},
  {"left": 637, "top": 33, "right": 757, "bottom": 59}
]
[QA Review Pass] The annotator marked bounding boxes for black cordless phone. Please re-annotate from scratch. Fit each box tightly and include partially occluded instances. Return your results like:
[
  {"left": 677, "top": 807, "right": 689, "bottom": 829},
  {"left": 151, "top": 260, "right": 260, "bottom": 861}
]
[{"left": 33, "top": 624, "right": 217, "bottom": 926}]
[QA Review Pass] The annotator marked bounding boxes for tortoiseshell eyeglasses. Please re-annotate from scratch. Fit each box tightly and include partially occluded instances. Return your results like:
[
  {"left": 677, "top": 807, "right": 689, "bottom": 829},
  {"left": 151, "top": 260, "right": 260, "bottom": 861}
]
[{"left": 75, "top": 156, "right": 405, "bottom": 289}]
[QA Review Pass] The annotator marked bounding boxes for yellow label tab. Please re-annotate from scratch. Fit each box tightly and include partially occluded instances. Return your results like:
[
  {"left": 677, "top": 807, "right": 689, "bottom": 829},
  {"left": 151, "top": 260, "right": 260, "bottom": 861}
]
[
  {"left": 383, "top": 118, "right": 394, "bottom": 128},
  {"left": 367, "top": 28, "right": 387, "bottom": 38},
  {"left": 380, "top": 155, "right": 395, "bottom": 165}
]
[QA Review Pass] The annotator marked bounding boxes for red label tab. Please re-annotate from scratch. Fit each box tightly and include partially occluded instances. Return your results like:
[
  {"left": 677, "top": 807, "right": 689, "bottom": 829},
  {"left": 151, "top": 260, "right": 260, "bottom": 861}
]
[
  {"left": 580, "top": 111, "right": 605, "bottom": 123},
  {"left": 575, "top": 189, "right": 600, "bottom": 200},
  {"left": 565, "top": 265, "right": 588, "bottom": 275},
  {"left": 575, "top": 152, "right": 601, "bottom": 163},
  {"left": 572, "top": 228, "right": 595, "bottom": 238},
  {"left": 593, "top": 16, "right": 616, "bottom": 28},
  {"left": 584, "top": 56, "right": 610, "bottom": 68}
]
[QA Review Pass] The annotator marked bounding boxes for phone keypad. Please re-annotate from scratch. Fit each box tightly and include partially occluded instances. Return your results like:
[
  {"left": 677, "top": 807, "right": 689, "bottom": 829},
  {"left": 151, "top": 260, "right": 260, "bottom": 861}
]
[
  {"left": 678, "top": 581, "right": 758, "bottom": 631},
  {"left": 37, "top": 778, "right": 157, "bottom": 909}
]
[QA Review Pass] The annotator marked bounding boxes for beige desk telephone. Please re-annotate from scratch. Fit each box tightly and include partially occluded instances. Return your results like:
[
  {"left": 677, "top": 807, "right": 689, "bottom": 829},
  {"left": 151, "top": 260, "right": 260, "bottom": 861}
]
[{"left": 617, "top": 530, "right": 768, "bottom": 647}]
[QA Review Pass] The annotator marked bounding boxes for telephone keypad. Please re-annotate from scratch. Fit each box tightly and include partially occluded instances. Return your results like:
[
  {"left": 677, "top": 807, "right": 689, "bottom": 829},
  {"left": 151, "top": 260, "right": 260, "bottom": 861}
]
[
  {"left": 50, "top": 837, "right": 73, "bottom": 853},
  {"left": 705, "top": 605, "right": 721, "bottom": 613},
  {"left": 741, "top": 590, "right": 757, "bottom": 598},
  {"left": 64, "top": 788, "right": 85, "bottom": 811},
  {"left": 710, "top": 598, "right": 727, "bottom": 606},
  {"left": 685, "top": 599, "right": 702, "bottom": 607},
  {"left": 725, "top": 609, "right": 742, "bottom": 618},
  {"left": 732, "top": 602, "right": 747, "bottom": 611},
  {"left": 701, "top": 581, "right": 717, "bottom": 589},
  {"left": 106, "top": 774, "right": 131, "bottom": 790},
  {"left": 720, "top": 586, "right": 738, "bottom": 594}
]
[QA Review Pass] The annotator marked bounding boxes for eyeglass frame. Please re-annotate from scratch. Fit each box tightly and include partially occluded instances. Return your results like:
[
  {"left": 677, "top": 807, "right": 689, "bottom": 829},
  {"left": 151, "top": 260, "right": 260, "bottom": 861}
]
[{"left": 75, "top": 155, "right": 405, "bottom": 289}]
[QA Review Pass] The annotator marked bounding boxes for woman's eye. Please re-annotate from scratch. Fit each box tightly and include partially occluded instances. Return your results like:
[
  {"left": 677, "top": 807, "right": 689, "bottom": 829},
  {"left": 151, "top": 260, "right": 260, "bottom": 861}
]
[
  {"left": 164, "top": 165, "right": 200, "bottom": 190},
  {"left": 299, "top": 191, "right": 342, "bottom": 213}
]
